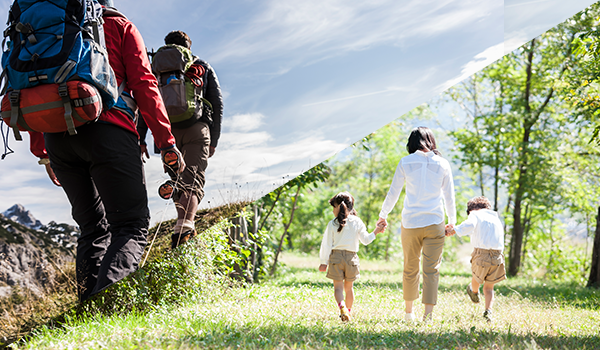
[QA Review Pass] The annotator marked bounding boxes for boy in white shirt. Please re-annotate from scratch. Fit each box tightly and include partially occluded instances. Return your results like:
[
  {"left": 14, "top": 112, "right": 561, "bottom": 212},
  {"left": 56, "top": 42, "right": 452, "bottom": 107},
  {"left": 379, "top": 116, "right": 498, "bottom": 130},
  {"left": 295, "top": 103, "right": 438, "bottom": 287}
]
[
  {"left": 319, "top": 192, "right": 386, "bottom": 321},
  {"left": 446, "top": 196, "right": 505, "bottom": 322}
]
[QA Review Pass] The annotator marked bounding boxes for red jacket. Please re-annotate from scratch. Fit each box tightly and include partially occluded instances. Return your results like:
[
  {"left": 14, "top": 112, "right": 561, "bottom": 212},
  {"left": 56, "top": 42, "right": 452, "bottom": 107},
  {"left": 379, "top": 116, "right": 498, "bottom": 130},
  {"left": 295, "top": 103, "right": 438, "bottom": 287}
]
[{"left": 30, "top": 12, "right": 175, "bottom": 158}]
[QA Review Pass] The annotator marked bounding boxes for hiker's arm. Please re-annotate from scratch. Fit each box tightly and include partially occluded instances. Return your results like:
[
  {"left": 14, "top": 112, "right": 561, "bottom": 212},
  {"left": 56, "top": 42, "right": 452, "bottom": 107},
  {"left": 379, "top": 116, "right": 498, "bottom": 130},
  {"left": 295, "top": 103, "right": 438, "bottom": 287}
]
[
  {"left": 136, "top": 116, "right": 150, "bottom": 161},
  {"left": 44, "top": 163, "right": 61, "bottom": 187},
  {"left": 204, "top": 62, "right": 223, "bottom": 150},
  {"left": 120, "top": 20, "right": 175, "bottom": 153},
  {"left": 29, "top": 132, "right": 60, "bottom": 186}
]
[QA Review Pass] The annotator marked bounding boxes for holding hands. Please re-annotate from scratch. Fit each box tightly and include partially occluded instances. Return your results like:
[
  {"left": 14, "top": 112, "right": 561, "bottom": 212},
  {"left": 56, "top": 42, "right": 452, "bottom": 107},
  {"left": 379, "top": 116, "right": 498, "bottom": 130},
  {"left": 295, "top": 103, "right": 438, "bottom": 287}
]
[
  {"left": 374, "top": 219, "right": 387, "bottom": 235},
  {"left": 445, "top": 224, "right": 455, "bottom": 237},
  {"left": 376, "top": 217, "right": 388, "bottom": 235}
]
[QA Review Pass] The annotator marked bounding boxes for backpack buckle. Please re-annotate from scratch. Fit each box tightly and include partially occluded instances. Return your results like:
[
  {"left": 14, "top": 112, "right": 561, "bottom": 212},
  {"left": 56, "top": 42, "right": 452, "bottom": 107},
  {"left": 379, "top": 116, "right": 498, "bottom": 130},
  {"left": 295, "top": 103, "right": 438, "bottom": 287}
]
[
  {"left": 9, "top": 90, "right": 19, "bottom": 105},
  {"left": 58, "top": 84, "right": 69, "bottom": 98},
  {"left": 15, "top": 22, "right": 33, "bottom": 34}
]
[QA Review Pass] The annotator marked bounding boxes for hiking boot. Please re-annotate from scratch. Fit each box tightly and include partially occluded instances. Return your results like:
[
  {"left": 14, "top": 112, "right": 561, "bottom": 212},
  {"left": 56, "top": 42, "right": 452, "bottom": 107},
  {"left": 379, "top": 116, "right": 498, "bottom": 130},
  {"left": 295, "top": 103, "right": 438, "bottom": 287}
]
[
  {"left": 339, "top": 305, "right": 351, "bottom": 322},
  {"left": 483, "top": 309, "right": 493, "bottom": 323},
  {"left": 467, "top": 284, "right": 480, "bottom": 303},
  {"left": 171, "top": 229, "right": 197, "bottom": 249}
]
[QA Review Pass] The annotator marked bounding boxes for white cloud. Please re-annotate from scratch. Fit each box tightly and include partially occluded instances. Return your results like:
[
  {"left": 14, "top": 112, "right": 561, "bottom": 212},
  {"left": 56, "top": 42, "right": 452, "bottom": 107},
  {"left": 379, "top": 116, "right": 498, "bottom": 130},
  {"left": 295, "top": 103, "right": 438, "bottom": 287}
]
[
  {"left": 210, "top": 0, "right": 499, "bottom": 72},
  {"left": 302, "top": 86, "right": 412, "bottom": 107},
  {"left": 223, "top": 113, "right": 265, "bottom": 132},
  {"left": 438, "top": 43, "right": 504, "bottom": 91},
  {"left": 505, "top": 0, "right": 553, "bottom": 9}
]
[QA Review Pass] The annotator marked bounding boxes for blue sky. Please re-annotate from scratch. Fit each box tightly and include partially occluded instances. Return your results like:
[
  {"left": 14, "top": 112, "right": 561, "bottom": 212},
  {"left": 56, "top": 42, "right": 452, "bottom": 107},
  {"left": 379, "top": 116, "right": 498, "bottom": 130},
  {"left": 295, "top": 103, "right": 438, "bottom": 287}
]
[{"left": 0, "top": 0, "right": 596, "bottom": 225}]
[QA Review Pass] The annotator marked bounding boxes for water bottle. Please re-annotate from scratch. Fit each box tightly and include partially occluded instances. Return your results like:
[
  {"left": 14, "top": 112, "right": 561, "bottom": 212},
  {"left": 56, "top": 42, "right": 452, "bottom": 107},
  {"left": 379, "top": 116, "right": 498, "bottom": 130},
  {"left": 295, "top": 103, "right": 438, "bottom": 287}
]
[{"left": 166, "top": 74, "right": 177, "bottom": 85}]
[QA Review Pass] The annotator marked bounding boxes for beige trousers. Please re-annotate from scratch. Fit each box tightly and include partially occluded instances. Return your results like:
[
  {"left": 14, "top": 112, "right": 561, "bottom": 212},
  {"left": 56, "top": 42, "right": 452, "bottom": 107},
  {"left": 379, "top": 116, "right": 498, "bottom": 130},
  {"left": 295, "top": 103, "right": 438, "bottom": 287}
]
[
  {"left": 401, "top": 222, "right": 445, "bottom": 305},
  {"left": 170, "top": 121, "right": 210, "bottom": 201}
]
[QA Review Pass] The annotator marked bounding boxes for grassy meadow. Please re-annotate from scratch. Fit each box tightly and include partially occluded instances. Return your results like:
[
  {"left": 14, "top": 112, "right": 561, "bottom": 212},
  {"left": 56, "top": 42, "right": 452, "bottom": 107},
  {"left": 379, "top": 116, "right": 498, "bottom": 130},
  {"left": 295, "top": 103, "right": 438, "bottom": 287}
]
[{"left": 11, "top": 252, "right": 600, "bottom": 349}]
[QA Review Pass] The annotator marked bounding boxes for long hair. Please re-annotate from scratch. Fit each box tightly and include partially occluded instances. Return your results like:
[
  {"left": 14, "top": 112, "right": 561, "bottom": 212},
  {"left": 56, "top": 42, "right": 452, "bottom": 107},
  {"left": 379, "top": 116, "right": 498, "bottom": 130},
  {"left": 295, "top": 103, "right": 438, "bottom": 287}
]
[
  {"left": 406, "top": 126, "right": 441, "bottom": 156},
  {"left": 329, "top": 192, "right": 357, "bottom": 232}
]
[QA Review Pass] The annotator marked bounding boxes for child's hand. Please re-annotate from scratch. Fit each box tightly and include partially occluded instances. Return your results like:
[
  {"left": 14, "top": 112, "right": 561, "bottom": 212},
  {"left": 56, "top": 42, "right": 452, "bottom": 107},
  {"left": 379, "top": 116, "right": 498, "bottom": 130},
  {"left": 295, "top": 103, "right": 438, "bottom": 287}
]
[
  {"left": 319, "top": 264, "right": 327, "bottom": 272},
  {"left": 374, "top": 221, "right": 387, "bottom": 235},
  {"left": 445, "top": 224, "right": 455, "bottom": 237}
]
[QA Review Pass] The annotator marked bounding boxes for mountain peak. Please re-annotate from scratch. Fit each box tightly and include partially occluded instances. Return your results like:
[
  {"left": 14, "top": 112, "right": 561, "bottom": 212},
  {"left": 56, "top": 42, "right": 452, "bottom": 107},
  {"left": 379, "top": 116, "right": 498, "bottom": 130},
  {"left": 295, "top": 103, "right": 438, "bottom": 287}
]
[{"left": 3, "top": 204, "right": 44, "bottom": 230}]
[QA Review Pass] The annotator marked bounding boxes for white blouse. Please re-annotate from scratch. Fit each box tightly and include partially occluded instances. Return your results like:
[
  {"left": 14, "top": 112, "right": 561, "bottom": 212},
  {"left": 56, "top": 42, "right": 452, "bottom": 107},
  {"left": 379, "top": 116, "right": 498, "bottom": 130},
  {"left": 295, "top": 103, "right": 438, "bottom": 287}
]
[
  {"left": 319, "top": 215, "right": 376, "bottom": 264},
  {"left": 454, "top": 209, "right": 504, "bottom": 250},
  {"left": 379, "top": 150, "right": 456, "bottom": 228}
]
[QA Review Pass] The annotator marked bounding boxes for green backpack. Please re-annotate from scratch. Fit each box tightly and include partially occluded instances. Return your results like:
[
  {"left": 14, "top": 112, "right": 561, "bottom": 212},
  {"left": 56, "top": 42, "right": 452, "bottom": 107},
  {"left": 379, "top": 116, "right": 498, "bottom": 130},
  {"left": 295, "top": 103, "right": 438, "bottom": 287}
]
[{"left": 151, "top": 44, "right": 212, "bottom": 127}]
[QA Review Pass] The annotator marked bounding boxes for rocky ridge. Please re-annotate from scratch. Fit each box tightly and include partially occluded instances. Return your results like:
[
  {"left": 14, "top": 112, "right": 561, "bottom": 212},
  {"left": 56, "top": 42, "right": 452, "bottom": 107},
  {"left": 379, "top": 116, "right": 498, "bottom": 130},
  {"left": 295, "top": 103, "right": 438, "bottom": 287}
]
[{"left": 0, "top": 205, "right": 78, "bottom": 298}]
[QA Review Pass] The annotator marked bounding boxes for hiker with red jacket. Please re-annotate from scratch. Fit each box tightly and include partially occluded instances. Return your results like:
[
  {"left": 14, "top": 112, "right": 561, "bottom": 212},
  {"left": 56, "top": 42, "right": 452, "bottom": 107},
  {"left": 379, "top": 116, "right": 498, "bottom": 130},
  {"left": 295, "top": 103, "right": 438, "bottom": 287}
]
[
  {"left": 139, "top": 30, "right": 224, "bottom": 249},
  {"left": 29, "top": 0, "right": 185, "bottom": 302}
]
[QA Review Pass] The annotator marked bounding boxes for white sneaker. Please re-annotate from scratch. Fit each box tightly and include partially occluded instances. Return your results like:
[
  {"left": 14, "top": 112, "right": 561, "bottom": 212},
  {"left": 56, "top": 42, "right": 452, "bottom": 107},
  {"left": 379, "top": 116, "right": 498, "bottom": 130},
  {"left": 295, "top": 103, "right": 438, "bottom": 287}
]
[{"left": 405, "top": 312, "right": 416, "bottom": 322}]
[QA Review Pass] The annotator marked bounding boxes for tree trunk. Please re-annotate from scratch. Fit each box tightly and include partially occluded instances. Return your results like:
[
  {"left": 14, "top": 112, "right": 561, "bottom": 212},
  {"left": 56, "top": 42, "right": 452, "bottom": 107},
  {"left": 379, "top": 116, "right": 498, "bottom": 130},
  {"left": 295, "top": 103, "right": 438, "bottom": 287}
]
[
  {"left": 587, "top": 206, "right": 600, "bottom": 288},
  {"left": 509, "top": 39, "right": 535, "bottom": 277},
  {"left": 508, "top": 126, "right": 530, "bottom": 276},
  {"left": 270, "top": 184, "right": 301, "bottom": 276},
  {"left": 251, "top": 205, "right": 260, "bottom": 282},
  {"left": 258, "top": 187, "right": 283, "bottom": 232}
]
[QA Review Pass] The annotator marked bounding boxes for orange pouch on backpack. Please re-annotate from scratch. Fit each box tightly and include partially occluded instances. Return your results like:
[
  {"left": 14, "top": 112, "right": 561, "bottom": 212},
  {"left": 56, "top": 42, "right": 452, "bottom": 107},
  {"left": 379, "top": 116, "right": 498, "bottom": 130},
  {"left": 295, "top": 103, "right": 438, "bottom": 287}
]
[{"left": 1, "top": 81, "right": 102, "bottom": 133}]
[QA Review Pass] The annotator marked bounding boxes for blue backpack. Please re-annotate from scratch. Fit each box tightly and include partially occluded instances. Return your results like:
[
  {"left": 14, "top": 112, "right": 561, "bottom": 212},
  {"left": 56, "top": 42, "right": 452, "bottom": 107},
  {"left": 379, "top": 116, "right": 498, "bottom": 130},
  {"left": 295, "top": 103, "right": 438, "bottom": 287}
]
[{"left": 0, "top": 0, "right": 120, "bottom": 140}]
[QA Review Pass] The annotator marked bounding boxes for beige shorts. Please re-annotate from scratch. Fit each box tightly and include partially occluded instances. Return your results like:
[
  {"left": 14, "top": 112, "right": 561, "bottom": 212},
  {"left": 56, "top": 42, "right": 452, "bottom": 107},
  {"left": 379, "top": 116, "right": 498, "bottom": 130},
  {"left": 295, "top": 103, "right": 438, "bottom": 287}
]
[
  {"left": 471, "top": 248, "right": 506, "bottom": 284},
  {"left": 326, "top": 250, "right": 360, "bottom": 281}
]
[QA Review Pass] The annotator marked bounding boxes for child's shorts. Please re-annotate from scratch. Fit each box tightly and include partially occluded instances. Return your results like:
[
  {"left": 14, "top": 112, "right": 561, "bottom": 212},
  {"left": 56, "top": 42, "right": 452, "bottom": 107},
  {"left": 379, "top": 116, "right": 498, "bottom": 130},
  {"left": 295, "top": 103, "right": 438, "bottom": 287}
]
[
  {"left": 471, "top": 248, "right": 506, "bottom": 284},
  {"left": 326, "top": 249, "right": 360, "bottom": 281}
]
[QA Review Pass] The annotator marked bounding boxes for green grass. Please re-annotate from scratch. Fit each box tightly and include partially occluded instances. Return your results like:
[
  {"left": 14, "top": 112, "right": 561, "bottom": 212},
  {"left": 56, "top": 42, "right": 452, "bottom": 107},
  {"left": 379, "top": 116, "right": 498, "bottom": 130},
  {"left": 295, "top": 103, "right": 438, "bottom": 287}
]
[{"left": 11, "top": 253, "right": 600, "bottom": 349}]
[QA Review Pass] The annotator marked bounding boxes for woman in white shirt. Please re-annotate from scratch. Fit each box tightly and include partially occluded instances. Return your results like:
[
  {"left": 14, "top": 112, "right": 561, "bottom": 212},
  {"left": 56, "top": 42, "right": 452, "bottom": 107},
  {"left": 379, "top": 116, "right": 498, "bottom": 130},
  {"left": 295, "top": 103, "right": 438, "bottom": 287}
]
[{"left": 377, "top": 127, "right": 456, "bottom": 322}]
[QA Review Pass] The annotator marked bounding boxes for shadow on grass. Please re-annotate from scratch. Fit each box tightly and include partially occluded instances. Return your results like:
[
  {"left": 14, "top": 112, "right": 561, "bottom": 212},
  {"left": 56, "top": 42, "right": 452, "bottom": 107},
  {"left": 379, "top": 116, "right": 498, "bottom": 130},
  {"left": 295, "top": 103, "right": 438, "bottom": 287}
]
[
  {"left": 167, "top": 321, "right": 600, "bottom": 349},
  {"left": 276, "top": 266, "right": 600, "bottom": 311},
  {"left": 285, "top": 264, "right": 473, "bottom": 279},
  {"left": 439, "top": 280, "right": 600, "bottom": 310}
]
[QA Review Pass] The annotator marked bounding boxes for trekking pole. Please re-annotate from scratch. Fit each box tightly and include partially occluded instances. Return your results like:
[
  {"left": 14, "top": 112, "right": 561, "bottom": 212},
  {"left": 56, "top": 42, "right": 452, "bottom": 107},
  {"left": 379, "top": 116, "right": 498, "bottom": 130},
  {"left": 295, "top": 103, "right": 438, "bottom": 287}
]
[
  {"left": 141, "top": 199, "right": 171, "bottom": 268},
  {"left": 143, "top": 150, "right": 182, "bottom": 267}
]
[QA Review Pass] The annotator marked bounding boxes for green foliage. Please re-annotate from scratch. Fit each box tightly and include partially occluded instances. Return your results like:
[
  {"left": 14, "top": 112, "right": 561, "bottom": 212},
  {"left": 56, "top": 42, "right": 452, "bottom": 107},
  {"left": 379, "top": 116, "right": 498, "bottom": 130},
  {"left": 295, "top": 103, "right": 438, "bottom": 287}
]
[
  {"left": 445, "top": 6, "right": 600, "bottom": 280},
  {"left": 80, "top": 219, "right": 241, "bottom": 316}
]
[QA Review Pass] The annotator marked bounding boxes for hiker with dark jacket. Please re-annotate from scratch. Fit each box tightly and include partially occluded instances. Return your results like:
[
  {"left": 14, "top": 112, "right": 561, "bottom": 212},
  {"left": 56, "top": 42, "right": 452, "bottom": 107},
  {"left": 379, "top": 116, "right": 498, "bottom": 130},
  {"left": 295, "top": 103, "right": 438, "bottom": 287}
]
[
  {"left": 138, "top": 30, "right": 224, "bottom": 249},
  {"left": 29, "top": 0, "right": 185, "bottom": 302}
]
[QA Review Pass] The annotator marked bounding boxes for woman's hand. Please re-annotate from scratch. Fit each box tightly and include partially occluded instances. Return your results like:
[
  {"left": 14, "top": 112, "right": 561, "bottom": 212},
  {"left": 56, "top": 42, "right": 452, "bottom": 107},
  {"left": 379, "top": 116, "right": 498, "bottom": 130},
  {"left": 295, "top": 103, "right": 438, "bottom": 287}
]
[
  {"left": 319, "top": 264, "right": 327, "bottom": 272},
  {"left": 445, "top": 224, "right": 455, "bottom": 237}
]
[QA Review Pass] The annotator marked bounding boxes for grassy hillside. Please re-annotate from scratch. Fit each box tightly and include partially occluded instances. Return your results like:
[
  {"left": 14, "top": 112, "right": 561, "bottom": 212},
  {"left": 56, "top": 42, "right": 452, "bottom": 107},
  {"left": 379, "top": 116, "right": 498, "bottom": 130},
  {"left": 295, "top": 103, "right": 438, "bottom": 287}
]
[
  {"left": 1, "top": 202, "right": 249, "bottom": 347},
  {"left": 12, "top": 253, "right": 600, "bottom": 349}
]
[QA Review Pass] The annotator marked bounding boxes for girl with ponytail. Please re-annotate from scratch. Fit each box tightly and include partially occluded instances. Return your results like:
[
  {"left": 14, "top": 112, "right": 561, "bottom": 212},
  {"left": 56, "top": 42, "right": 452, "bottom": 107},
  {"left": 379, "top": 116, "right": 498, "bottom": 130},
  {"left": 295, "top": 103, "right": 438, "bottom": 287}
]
[{"left": 319, "top": 191, "right": 386, "bottom": 322}]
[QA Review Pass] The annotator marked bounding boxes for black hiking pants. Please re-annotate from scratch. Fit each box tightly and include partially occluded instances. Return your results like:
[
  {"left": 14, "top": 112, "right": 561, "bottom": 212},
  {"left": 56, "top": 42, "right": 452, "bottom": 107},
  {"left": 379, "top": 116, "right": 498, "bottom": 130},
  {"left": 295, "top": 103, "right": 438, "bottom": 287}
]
[{"left": 45, "top": 123, "right": 149, "bottom": 302}]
